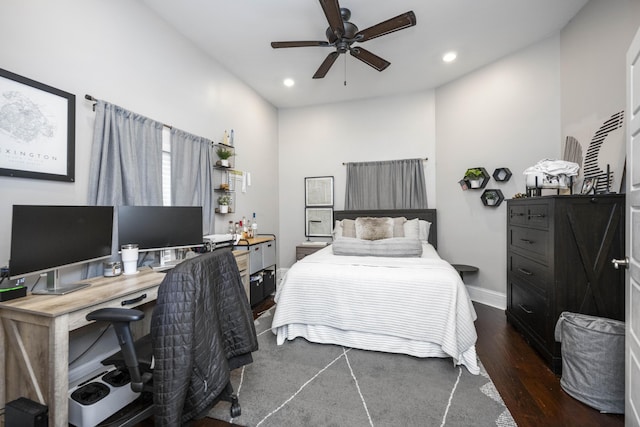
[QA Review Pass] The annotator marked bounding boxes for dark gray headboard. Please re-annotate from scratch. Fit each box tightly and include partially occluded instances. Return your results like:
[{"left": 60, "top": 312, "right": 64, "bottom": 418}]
[{"left": 333, "top": 209, "right": 437, "bottom": 249}]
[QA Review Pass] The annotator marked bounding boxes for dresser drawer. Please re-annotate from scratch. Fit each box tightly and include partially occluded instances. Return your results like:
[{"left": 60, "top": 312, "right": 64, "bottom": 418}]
[
  {"left": 509, "top": 227, "right": 548, "bottom": 260},
  {"left": 526, "top": 204, "right": 549, "bottom": 229},
  {"left": 509, "top": 205, "right": 528, "bottom": 226},
  {"left": 509, "top": 203, "right": 549, "bottom": 229},
  {"left": 509, "top": 280, "right": 548, "bottom": 344},
  {"left": 509, "top": 252, "right": 549, "bottom": 294}
]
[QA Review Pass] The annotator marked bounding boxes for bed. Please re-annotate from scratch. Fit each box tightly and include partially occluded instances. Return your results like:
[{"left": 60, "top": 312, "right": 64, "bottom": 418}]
[{"left": 272, "top": 209, "right": 479, "bottom": 374}]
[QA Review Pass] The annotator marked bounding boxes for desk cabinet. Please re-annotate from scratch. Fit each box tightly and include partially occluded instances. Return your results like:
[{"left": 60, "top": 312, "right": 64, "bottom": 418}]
[
  {"left": 506, "top": 195, "right": 625, "bottom": 372},
  {"left": 233, "top": 250, "right": 250, "bottom": 300},
  {"left": 0, "top": 269, "right": 164, "bottom": 427},
  {"left": 234, "top": 236, "right": 276, "bottom": 306}
]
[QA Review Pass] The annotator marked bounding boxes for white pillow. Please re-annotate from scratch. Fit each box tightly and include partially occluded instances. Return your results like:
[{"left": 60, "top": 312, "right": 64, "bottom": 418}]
[
  {"left": 403, "top": 218, "right": 431, "bottom": 241},
  {"left": 333, "top": 220, "right": 343, "bottom": 239},
  {"left": 419, "top": 220, "right": 431, "bottom": 241},
  {"left": 403, "top": 218, "right": 420, "bottom": 239}
]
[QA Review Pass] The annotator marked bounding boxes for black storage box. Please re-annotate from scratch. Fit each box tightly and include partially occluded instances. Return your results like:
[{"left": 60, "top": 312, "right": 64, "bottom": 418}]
[{"left": 6, "top": 397, "right": 48, "bottom": 427}]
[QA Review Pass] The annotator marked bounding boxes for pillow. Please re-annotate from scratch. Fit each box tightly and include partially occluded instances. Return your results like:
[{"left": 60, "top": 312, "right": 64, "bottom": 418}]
[
  {"left": 419, "top": 220, "right": 431, "bottom": 241},
  {"left": 355, "top": 217, "right": 393, "bottom": 240},
  {"left": 342, "top": 219, "right": 356, "bottom": 238},
  {"left": 333, "top": 220, "right": 343, "bottom": 239},
  {"left": 332, "top": 237, "right": 423, "bottom": 257},
  {"left": 403, "top": 218, "right": 420, "bottom": 239},
  {"left": 403, "top": 218, "right": 431, "bottom": 241},
  {"left": 392, "top": 217, "right": 406, "bottom": 237}
]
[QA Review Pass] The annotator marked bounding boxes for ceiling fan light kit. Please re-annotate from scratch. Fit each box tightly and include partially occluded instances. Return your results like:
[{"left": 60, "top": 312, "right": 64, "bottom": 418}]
[{"left": 271, "top": 0, "right": 416, "bottom": 79}]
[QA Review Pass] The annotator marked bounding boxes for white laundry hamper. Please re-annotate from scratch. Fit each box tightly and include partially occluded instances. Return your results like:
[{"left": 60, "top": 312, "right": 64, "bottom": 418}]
[{"left": 555, "top": 312, "right": 625, "bottom": 414}]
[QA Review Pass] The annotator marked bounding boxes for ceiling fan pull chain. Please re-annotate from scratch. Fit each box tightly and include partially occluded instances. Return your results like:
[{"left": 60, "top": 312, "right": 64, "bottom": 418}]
[{"left": 344, "top": 54, "right": 347, "bottom": 86}]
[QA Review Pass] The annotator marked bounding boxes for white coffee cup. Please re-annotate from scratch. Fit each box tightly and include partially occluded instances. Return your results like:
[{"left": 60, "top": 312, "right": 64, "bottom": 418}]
[{"left": 121, "top": 244, "right": 139, "bottom": 275}]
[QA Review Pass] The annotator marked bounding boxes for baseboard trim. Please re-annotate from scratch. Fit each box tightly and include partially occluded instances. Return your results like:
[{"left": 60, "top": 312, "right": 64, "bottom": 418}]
[{"left": 466, "top": 285, "right": 506, "bottom": 310}]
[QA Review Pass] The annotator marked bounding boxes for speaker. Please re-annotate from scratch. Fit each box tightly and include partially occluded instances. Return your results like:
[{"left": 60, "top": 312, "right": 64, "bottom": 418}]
[{"left": 5, "top": 397, "right": 48, "bottom": 427}]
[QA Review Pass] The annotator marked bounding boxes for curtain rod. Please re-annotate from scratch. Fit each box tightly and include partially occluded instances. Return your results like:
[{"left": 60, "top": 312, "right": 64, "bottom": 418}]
[
  {"left": 84, "top": 94, "right": 173, "bottom": 129},
  {"left": 342, "top": 158, "right": 428, "bottom": 165}
]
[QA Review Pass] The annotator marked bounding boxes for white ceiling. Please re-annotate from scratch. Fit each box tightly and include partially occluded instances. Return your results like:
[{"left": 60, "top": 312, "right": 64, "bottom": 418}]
[{"left": 140, "top": 0, "right": 588, "bottom": 109}]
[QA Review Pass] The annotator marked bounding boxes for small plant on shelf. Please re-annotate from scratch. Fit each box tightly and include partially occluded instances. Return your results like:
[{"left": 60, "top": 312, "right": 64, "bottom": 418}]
[
  {"left": 216, "top": 146, "right": 234, "bottom": 167},
  {"left": 464, "top": 168, "right": 485, "bottom": 188},
  {"left": 485, "top": 191, "right": 497, "bottom": 205},
  {"left": 217, "top": 194, "right": 232, "bottom": 213}
]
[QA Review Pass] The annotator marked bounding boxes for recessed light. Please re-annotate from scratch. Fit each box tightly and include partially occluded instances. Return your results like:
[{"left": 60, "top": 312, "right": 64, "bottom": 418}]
[
  {"left": 442, "top": 51, "right": 457, "bottom": 63},
  {"left": 283, "top": 78, "right": 295, "bottom": 87}
]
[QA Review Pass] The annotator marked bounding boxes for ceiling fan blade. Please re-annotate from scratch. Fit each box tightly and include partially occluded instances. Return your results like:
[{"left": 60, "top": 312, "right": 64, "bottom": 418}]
[
  {"left": 349, "top": 47, "right": 390, "bottom": 72},
  {"left": 355, "top": 11, "right": 417, "bottom": 42},
  {"left": 313, "top": 51, "right": 340, "bottom": 79},
  {"left": 319, "top": 0, "right": 345, "bottom": 38},
  {"left": 271, "top": 41, "right": 331, "bottom": 48}
]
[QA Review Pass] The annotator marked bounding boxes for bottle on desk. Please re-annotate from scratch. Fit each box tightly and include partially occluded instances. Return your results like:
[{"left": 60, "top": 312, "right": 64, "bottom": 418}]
[{"left": 251, "top": 212, "right": 258, "bottom": 238}]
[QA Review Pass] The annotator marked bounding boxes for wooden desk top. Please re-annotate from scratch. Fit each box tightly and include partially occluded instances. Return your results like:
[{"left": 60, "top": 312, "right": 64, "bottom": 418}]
[
  {"left": 0, "top": 268, "right": 165, "bottom": 318},
  {"left": 234, "top": 236, "right": 275, "bottom": 246}
]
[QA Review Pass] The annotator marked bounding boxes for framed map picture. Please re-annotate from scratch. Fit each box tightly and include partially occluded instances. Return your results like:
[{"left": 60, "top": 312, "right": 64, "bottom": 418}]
[{"left": 0, "top": 68, "right": 75, "bottom": 182}]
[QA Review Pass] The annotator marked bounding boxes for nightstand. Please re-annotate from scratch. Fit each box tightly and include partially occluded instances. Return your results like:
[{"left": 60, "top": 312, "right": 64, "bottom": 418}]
[{"left": 296, "top": 244, "right": 328, "bottom": 261}]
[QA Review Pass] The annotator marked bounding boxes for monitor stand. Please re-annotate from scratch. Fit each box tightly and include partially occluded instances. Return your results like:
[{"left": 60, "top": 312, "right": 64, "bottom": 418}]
[{"left": 32, "top": 270, "right": 91, "bottom": 295}]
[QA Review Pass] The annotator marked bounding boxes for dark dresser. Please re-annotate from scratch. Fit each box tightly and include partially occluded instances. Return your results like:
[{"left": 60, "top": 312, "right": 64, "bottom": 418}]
[{"left": 506, "top": 195, "right": 625, "bottom": 373}]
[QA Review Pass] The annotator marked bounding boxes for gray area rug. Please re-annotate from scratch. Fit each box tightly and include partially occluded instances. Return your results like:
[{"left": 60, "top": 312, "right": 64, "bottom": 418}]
[{"left": 208, "top": 307, "right": 516, "bottom": 426}]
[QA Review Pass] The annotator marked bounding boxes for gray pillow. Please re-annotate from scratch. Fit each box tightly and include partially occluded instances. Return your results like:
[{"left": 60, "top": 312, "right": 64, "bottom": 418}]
[
  {"left": 332, "top": 237, "right": 423, "bottom": 257},
  {"left": 355, "top": 217, "right": 393, "bottom": 240}
]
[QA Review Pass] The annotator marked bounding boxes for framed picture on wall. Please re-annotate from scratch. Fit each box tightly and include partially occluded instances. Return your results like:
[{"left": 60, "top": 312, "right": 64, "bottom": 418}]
[
  {"left": 0, "top": 68, "right": 75, "bottom": 182},
  {"left": 305, "top": 207, "right": 333, "bottom": 237},
  {"left": 305, "top": 176, "right": 334, "bottom": 206}
]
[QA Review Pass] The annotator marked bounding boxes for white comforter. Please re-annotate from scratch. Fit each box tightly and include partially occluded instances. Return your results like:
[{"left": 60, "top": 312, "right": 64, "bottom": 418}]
[{"left": 272, "top": 243, "right": 480, "bottom": 374}]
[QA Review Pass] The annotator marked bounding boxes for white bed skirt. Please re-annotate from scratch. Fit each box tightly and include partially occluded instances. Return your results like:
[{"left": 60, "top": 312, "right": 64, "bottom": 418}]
[{"left": 275, "top": 323, "right": 480, "bottom": 374}]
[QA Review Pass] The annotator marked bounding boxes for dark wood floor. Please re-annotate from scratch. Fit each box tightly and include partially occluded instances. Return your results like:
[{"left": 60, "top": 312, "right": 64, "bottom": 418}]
[{"left": 145, "top": 299, "right": 624, "bottom": 427}]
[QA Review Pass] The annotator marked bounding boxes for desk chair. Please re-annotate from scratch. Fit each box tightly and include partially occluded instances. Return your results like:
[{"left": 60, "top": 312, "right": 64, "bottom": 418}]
[{"left": 86, "top": 250, "right": 258, "bottom": 426}]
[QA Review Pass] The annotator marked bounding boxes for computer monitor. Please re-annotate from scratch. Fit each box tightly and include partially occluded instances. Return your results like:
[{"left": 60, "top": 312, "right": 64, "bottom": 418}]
[
  {"left": 9, "top": 205, "right": 114, "bottom": 295},
  {"left": 117, "top": 206, "right": 203, "bottom": 253}
]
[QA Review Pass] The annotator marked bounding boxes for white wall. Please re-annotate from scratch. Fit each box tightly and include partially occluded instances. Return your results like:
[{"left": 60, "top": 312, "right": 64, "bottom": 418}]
[
  {"left": 278, "top": 91, "right": 436, "bottom": 268},
  {"left": 560, "top": 0, "right": 640, "bottom": 192},
  {"left": 435, "top": 36, "right": 562, "bottom": 302},
  {"left": 0, "top": 0, "right": 279, "bottom": 277}
]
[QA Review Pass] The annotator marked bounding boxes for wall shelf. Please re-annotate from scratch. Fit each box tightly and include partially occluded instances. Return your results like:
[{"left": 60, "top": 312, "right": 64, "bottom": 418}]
[
  {"left": 463, "top": 167, "right": 490, "bottom": 189},
  {"left": 481, "top": 189, "right": 504, "bottom": 207},
  {"left": 493, "top": 167, "right": 512, "bottom": 182}
]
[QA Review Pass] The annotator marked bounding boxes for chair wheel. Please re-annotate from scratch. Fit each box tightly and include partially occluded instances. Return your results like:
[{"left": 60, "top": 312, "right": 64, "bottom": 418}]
[{"left": 230, "top": 401, "right": 241, "bottom": 418}]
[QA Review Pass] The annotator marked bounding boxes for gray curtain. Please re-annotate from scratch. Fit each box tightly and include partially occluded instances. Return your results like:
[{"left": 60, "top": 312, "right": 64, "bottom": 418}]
[
  {"left": 170, "top": 128, "right": 215, "bottom": 235},
  {"left": 88, "top": 100, "right": 163, "bottom": 206},
  {"left": 345, "top": 159, "right": 428, "bottom": 210},
  {"left": 86, "top": 100, "right": 163, "bottom": 277}
]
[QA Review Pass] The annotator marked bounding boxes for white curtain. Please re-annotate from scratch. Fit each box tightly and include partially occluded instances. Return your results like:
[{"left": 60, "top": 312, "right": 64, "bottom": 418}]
[{"left": 345, "top": 159, "right": 428, "bottom": 210}]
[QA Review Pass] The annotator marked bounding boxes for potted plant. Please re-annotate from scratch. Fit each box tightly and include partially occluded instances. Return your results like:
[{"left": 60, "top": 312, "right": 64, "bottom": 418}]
[
  {"left": 485, "top": 191, "right": 497, "bottom": 206},
  {"left": 464, "top": 168, "right": 485, "bottom": 189},
  {"left": 218, "top": 194, "right": 232, "bottom": 213},
  {"left": 216, "top": 146, "right": 234, "bottom": 167}
]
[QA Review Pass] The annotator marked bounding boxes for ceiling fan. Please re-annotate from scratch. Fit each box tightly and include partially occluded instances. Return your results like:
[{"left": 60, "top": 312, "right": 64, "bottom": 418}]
[{"left": 270, "top": 0, "right": 417, "bottom": 79}]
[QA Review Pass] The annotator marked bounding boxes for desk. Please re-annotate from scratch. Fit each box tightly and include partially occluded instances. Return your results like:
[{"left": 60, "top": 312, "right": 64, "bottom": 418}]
[{"left": 0, "top": 268, "right": 164, "bottom": 427}]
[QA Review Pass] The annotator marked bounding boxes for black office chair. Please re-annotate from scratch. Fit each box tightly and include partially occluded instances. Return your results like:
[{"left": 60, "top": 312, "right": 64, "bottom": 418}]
[{"left": 85, "top": 250, "right": 258, "bottom": 426}]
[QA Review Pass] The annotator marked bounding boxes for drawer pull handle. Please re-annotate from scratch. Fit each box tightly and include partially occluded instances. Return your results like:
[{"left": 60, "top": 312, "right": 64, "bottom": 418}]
[
  {"left": 121, "top": 293, "right": 147, "bottom": 306},
  {"left": 517, "top": 268, "right": 533, "bottom": 276},
  {"left": 510, "top": 212, "right": 525, "bottom": 217},
  {"left": 520, "top": 238, "right": 534, "bottom": 244},
  {"left": 518, "top": 304, "right": 534, "bottom": 314},
  {"left": 528, "top": 214, "right": 546, "bottom": 218}
]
